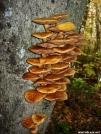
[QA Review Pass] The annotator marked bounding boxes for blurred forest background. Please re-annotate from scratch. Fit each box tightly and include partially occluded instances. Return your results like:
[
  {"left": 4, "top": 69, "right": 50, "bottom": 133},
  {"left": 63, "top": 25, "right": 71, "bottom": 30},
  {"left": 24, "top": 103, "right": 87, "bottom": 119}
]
[{"left": 45, "top": 0, "right": 101, "bottom": 133}]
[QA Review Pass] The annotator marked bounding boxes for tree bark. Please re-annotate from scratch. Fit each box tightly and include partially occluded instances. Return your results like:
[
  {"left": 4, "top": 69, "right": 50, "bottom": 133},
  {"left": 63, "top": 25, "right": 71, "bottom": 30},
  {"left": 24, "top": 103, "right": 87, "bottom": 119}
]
[{"left": 0, "top": 0, "right": 87, "bottom": 134}]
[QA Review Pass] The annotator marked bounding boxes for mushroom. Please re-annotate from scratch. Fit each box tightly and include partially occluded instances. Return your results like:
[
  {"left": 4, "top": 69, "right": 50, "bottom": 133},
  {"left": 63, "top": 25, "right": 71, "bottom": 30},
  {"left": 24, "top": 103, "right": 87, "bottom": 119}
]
[
  {"left": 30, "top": 125, "right": 38, "bottom": 134},
  {"left": 40, "top": 55, "right": 62, "bottom": 64},
  {"left": 24, "top": 90, "right": 46, "bottom": 103},
  {"left": 50, "top": 14, "right": 69, "bottom": 20},
  {"left": 34, "top": 79, "right": 52, "bottom": 85},
  {"left": 45, "top": 91, "right": 68, "bottom": 101},
  {"left": 49, "top": 38, "right": 78, "bottom": 45},
  {"left": 32, "top": 32, "right": 53, "bottom": 42},
  {"left": 22, "top": 72, "right": 40, "bottom": 81},
  {"left": 51, "top": 62, "right": 69, "bottom": 69},
  {"left": 55, "top": 77, "right": 70, "bottom": 84},
  {"left": 38, "top": 42, "right": 58, "bottom": 48},
  {"left": 53, "top": 44, "right": 75, "bottom": 54},
  {"left": 36, "top": 84, "right": 61, "bottom": 93},
  {"left": 21, "top": 117, "right": 34, "bottom": 129},
  {"left": 32, "top": 114, "right": 46, "bottom": 125},
  {"left": 29, "top": 45, "right": 55, "bottom": 54},
  {"left": 68, "top": 47, "right": 83, "bottom": 55},
  {"left": 48, "top": 22, "right": 76, "bottom": 38},
  {"left": 51, "top": 67, "right": 68, "bottom": 74},
  {"left": 28, "top": 66, "right": 50, "bottom": 75},
  {"left": 27, "top": 58, "right": 41, "bottom": 66},
  {"left": 57, "top": 84, "right": 67, "bottom": 91},
  {"left": 32, "top": 17, "right": 59, "bottom": 31}
]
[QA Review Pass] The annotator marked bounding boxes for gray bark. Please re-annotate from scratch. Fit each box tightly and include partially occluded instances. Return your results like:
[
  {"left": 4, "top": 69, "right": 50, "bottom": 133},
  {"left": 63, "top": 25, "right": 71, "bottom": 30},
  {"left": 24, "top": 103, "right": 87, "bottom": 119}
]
[{"left": 0, "top": 0, "right": 87, "bottom": 134}]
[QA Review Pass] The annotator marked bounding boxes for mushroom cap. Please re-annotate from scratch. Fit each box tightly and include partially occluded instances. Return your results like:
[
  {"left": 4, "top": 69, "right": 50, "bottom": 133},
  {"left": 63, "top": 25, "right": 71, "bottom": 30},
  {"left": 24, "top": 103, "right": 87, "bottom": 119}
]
[
  {"left": 51, "top": 67, "right": 68, "bottom": 74},
  {"left": 50, "top": 38, "right": 78, "bottom": 45},
  {"left": 29, "top": 45, "right": 55, "bottom": 54},
  {"left": 38, "top": 42, "right": 58, "bottom": 48},
  {"left": 48, "top": 22, "right": 76, "bottom": 32},
  {"left": 61, "top": 54, "right": 76, "bottom": 60},
  {"left": 45, "top": 91, "right": 68, "bottom": 101},
  {"left": 53, "top": 44, "right": 75, "bottom": 54},
  {"left": 50, "top": 14, "right": 69, "bottom": 20},
  {"left": 40, "top": 55, "right": 62, "bottom": 64},
  {"left": 61, "top": 68, "right": 75, "bottom": 76},
  {"left": 51, "top": 62, "right": 69, "bottom": 69},
  {"left": 22, "top": 117, "right": 34, "bottom": 129},
  {"left": 55, "top": 77, "right": 70, "bottom": 84},
  {"left": 27, "top": 58, "right": 42, "bottom": 66},
  {"left": 32, "top": 114, "right": 46, "bottom": 125},
  {"left": 36, "top": 84, "right": 61, "bottom": 93},
  {"left": 32, "top": 17, "right": 59, "bottom": 24},
  {"left": 30, "top": 125, "right": 38, "bottom": 134},
  {"left": 32, "top": 32, "right": 53, "bottom": 39},
  {"left": 62, "top": 56, "right": 77, "bottom": 63},
  {"left": 22, "top": 72, "right": 40, "bottom": 81},
  {"left": 44, "top": 73, "right": 62, "bottom": 81},
  {"left": 67, "top": 33, "right": 85, "bottom": 40},
  {"left": 24, "top": 90, "right": 46, "bottom": 103},
  {"left": 58, "top": 84, "right": 67, "bottom": 91},
  {"left": 34, "top": 79, "right": 52, "bottom": 85},
  {"left": 68, "top": 47, "right": 83, "bottom": 55},
  {"left": 29, "top": 66, "right": 50, "bottom": 74}
]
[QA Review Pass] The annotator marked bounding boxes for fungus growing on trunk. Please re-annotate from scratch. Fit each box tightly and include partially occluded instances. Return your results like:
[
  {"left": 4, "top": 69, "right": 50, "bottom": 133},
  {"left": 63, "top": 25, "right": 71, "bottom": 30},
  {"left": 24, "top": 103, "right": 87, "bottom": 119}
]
[{"left": 22, "top": 13, "right": 85, "bottom": 133}]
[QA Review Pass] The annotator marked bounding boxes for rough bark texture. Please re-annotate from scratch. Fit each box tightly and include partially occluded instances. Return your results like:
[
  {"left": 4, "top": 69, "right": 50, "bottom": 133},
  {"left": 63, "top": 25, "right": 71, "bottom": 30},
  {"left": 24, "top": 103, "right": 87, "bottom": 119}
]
[{"left": 0, "top": 0, "right": 87, "bottom": 134}]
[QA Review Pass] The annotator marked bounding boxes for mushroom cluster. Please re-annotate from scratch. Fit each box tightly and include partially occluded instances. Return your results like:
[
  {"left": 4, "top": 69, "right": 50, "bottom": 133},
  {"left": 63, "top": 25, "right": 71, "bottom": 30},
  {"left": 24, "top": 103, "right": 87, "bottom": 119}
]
[
  {"left": 22, "top": 14, "right": 85, "bottom": 103},
  {"left": 22, "top": 114, "right": 46, "bottom": 134}
]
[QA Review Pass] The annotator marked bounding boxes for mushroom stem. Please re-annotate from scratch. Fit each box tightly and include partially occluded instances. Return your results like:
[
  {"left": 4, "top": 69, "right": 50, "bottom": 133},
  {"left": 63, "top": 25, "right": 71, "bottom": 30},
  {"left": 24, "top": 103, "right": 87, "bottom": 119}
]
[{"left": 44, "top": 24, "right": 50, "bottom": 32}]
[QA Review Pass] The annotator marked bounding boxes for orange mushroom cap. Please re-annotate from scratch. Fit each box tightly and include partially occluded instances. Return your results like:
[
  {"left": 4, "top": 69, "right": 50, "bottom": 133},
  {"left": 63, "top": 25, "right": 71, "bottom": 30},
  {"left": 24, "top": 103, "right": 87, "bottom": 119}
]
[
  {"left": 38, "top": 42, "right": 58, "bottom": 48},
  {"left": 32, "top": 114, "right": 46, "bottom": 125},
  {"left": 30, "top": 125, "right": 38, "bottom": 134},
  {"left": 40, "top": 55, "right": 62, "bottom": 64},
  {"left": 24, "top": 90, "right": 46, "bottom": 103},
  {"left": 55, "top": 77, "right": 70, "bottom": 84},
  {"left": 32, "top": 32, "right": 53, "bottom": 39},
  {"left": 36, "top": 84, "right": 61, "bottom": 93},
  {"left": 45, "top": 91, "right": 68, "bottom": 101},
  {"left": 32, "top": 17, "right": 59, "bottom": 25},
  {"left": 22, "top": 72, "right": 40, "bottom": 81},
  {"left": 29, "top": 66, "right": 50, "bottom": 75},
  {"left": 21, "top": 117, "right": 34, "bottom": 129},
  {"left": 34, "top": 79, "right": 52, "bottom": 85},
  {"left": 29, "top": 45, "right": 55, "bottom": 54}
]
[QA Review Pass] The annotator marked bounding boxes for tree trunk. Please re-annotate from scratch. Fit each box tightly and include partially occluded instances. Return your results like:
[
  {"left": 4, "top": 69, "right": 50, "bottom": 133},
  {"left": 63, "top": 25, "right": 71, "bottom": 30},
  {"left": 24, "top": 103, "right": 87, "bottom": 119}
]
[{"left": 0, "top": 0, "right": 87, "bottom": 134}]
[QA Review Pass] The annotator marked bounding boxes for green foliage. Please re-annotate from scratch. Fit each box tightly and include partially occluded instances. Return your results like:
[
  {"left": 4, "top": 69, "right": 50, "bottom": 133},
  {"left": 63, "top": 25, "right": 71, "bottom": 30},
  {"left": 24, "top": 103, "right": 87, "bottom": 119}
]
[
  {"left": 68, "top": 78, "right": 96, "bottom": 96},
  {"left": 51, "top": 121, "right": 70, "bottom": 134}
]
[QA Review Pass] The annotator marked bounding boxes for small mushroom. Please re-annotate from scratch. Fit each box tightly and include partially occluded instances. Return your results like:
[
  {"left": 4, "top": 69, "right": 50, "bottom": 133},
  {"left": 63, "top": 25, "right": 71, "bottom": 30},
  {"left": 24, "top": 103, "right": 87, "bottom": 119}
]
[
  {"left": 51, "top": 67, "right": 68, "bottom": 74},
  {"left": 28, "top": 66, "right": 50, "bottom": 75},
  {"left": 22, "top": 72, "right": 40, "bottom": 81},
  {"left": 34, "top": 79, "right": 52, "bottom": 85},
  {"left": 27, "top": 58, "right": 42, "bottom": 66},
  {"left": 50, "top": 38, "right": 78, "bottom": 45},
  {"left": 68, "top": 47, "right": 83, "bottom": 55},
  {"left": 53, "top": 44, "right": 75, "bottom": 54},
  {"left": 32, "top": 32, "right": 53, "bottom": 42},
  {"left": 51, "top": 62, "right": 69, "bottom": 69},
  {"left": 38, "top": 42, "right": 58, "bottom": 48},
  {"left": 45, "top": 91, "right": 68, "bottom": 101},
  {"left": 36, "top": 84, "right": 61, "bottom": 93},
  {"left": 40, "top": 55, "right": 62, "bottom": 64},
  {"left": 30, "top": 125, "right": 38, "bottom": 134},
  {"left": 55, "top": 77, "right": 70, "bottom": 84},
  {"left": 21, "top": 117, "right": 34, "bottom": 129},
  {"left": 29, "top": 45, "right": 55, "bottom": 54},
  {"left": 57, "top": 84, "right": 67, "bottom": 91},
  {"left": 24, "top": 90, "right": 46, "bottom": 103},
  {"left": 32, "top": 114, "right": 46, "bottom": 125}
]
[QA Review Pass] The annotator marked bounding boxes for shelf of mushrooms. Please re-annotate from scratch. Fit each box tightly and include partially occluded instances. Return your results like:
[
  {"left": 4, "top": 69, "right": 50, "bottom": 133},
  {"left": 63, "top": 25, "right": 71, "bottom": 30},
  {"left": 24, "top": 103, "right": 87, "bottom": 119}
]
[{"left": 22, "top": 14, "right": 85, "bottom": 133}]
